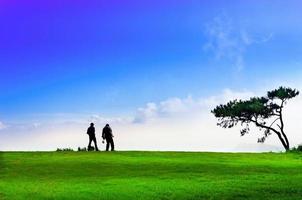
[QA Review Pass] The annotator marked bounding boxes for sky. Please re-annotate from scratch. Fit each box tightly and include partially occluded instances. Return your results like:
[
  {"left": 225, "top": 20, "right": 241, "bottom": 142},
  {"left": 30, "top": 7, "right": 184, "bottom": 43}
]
[{"left": 1, "top": 0, "right": 302, "bottom": 151}]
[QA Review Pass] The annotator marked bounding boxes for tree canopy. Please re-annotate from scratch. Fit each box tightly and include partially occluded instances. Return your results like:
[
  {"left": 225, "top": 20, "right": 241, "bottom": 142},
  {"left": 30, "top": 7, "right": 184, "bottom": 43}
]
[{"left": 211, "top": 87, "right": 299, "bottom": 150}]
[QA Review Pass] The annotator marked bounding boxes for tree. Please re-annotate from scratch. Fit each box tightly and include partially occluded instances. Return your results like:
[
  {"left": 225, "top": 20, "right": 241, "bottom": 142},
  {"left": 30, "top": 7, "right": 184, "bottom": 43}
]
[{"left": 211, "top": 87, "right": 299, "bottom": 151}]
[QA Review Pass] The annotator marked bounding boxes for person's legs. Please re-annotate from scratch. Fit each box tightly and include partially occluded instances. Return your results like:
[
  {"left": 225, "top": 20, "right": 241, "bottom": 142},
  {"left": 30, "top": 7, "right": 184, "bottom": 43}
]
[
  {"left": 88, "top": 136, "right": 92, "bottom": 149},
  {"left": 92, "top": 137, "right": 99, "bottom": 151},
  {"left": 106, "top": 139, "right": 110, "bottom": 151},
  {"left": 110, "top": 138, "right": 115, "bottom": 151}
]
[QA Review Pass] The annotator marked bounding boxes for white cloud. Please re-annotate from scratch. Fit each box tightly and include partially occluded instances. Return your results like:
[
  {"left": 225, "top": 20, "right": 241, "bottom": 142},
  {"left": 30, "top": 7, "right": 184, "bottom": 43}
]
[
  {"left": 89, "top": 114, "right": 130, "bottom": 124},
  {"left": 133, "top": 103, "right": 158, "bottom": 123},
  {"left": 160, "top": 98, "right": 189, "bottom": 113},
  {"left": 133, "top": 89, "right": 256, "bottom": 124},
  {"left": 0, "top": 121, "right": 6, "bottom": 130},
  {"left": 204, "top": 13, "right": 273, "bottom": 71}
]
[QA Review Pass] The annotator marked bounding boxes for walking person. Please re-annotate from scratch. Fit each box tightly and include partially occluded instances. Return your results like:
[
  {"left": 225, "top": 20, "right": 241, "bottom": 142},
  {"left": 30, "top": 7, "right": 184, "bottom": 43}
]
[
  {"left": 102, "top": 124, "right": 115, "bottom": 151},
  {"left": 87, "top": 123, "right": 99, "bottom": 151}
]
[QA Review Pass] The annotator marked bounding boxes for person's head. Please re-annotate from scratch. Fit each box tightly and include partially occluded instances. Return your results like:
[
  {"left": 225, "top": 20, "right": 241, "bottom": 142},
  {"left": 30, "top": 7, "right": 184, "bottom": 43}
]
[
  {"left": 90, "top": 123, "right": 94, "bottom": 127},
  {"left": 106, "top": 124, "right": 109, "bottom": 127}
]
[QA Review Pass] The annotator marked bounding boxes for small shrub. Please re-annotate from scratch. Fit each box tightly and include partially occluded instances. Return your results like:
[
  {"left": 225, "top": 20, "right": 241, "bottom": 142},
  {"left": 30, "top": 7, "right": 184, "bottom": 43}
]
[
  {"left": 296, "top": 145, "right": 302, "bottom": 151},
  {"left": 77, "top": 147, "right": 87, "bottom": 151},
  {"left": 56, "top": 148, "right": 74, "bottom": 152},
  {"left": 289, "top": 145, "right": 302, "bottom": 152}
]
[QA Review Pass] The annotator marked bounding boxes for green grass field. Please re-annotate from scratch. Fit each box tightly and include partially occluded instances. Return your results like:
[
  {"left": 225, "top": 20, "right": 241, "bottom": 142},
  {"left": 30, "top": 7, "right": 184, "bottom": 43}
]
[{"left": 0, "top": 151, "right": 301, "bottom": 200}]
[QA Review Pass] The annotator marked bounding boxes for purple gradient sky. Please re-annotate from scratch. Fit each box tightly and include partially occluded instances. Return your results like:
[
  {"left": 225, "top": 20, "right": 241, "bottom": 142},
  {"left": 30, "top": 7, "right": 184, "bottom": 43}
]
[{"left": 1, "top": 0, "right": 302, "bottom": 151}]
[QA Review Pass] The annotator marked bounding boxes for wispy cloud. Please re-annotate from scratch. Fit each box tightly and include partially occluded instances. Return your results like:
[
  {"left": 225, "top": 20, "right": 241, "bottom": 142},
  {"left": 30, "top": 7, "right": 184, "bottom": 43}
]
[
  {"left": 0, "top": 121, "right": 7, "bottom": 130},
  {"left": 204, "top": 13, "right": 273, "bottom": 71},
  {"left": 133, "top": 103, "right": 158, "bottom": 123},
  {"left": 89, "top": 114, "right": 131, "bottom": 124},
  {"left": 133, "top": 97, "right": 195, "bottom": 123},
  {"left": 133, "top": 90, "right": 255, "bottom": 124}
]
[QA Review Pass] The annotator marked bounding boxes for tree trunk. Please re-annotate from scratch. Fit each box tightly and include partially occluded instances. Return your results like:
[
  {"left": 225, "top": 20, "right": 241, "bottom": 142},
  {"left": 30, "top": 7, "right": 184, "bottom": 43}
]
[
  {"left": 276, "top": 132, "right": 289, "bottom": 151},
  {"left": 279, "top": 110, "right": 290, "bottom": 150}
]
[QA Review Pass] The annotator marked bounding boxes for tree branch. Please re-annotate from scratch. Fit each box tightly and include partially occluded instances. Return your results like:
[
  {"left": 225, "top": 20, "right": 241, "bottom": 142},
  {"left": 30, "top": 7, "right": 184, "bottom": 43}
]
[
  {"left": 250, "top": 118, "right": 288, "bottom": 150},
  {"left": 269, "top": 117, "right": 280, "bottom": 129}
]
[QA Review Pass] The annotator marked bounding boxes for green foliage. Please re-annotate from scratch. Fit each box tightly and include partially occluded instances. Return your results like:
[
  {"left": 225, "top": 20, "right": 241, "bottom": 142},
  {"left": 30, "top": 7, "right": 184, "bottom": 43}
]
[
  {"left": 268, "top": 86, "right": 299, "bottom": 100},
  {"left": 212, "top": 87, "right": 299, "bottom": 150},
  {"left": 212, "top": 97, "right": 270, "bottom": 122},
  {"left": 1, "top": 151, "right": 302, "bottom": 200}
]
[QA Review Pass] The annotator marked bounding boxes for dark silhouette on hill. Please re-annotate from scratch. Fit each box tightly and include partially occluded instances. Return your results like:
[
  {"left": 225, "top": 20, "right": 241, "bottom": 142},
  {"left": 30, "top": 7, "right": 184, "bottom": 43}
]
[
  {"left": 212, "top": 86, "right": 299, "bottom": 151},
  {"left": 102, "top": 124, "right": 115, "bottom": 151},
  {"left": 87, "top": 123, "right": 99, "bottom": 151}
]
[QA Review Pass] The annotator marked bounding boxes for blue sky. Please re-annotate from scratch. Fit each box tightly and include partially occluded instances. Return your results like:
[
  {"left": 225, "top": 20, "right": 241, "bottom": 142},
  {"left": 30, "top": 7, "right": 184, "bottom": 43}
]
[{"left": 1, "top": 0, "right": 302, "bottom": 150}]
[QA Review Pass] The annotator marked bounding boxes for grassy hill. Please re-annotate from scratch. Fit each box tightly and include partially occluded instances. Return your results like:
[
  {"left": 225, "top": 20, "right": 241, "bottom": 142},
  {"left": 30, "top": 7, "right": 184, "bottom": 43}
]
[{"left": 0, "top": 151, "right": 302, "bottom": 200}]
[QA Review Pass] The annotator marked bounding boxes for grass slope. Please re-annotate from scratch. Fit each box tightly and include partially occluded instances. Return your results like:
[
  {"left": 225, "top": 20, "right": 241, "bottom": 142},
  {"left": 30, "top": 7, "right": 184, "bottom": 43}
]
[{"left": 0, "top": 151, "right": 301, "bottom": 200}]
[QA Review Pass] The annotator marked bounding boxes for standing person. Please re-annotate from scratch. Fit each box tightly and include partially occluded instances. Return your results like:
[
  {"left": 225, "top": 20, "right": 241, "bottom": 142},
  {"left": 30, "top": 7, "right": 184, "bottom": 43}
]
[
  {"left": 102, "top": 124, "right": 115, "bottom": 151},
  {"left": 87, "top": 123, "right": 99, "bottom": 151}
]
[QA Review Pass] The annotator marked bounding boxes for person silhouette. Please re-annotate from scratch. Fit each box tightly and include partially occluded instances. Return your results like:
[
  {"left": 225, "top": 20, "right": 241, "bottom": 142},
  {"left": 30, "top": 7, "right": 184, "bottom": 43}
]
[
  {"left": 102, "top": 124, "right": 115, "bottom": 151},
  {"left": 87, "top": 123, "right": 99, "bottom": 151}
]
